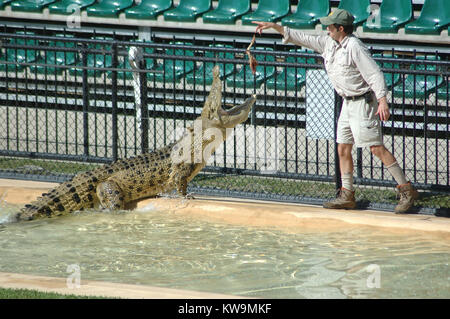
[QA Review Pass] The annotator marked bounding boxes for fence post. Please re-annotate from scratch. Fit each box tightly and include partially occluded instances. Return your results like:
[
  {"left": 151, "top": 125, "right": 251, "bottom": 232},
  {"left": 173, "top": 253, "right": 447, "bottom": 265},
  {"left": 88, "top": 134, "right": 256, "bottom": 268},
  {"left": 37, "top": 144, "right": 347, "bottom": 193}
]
[
  {"left": 140, "top": 58, "right": 149, "bottom": 154},
  {"left": 81, "top": 43, "right": 89, "bottom": 158},
  {"left": 357, "top": 148, "right": 363, "bottom": 179},
  {"left": 334, "top": 90, "right": 342, "bottom": 190},
  {"left": 129, "top": 46, "right": 149, "bottom": 154},
  {"left": 111, "top": 42, "right": 118, "bottom": 161}
]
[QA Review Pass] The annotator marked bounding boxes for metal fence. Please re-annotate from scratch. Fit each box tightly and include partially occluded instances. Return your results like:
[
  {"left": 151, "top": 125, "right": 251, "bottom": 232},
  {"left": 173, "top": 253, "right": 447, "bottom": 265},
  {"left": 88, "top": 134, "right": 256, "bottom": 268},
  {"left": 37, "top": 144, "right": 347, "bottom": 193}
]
[{"left": 0, "top": 30, "right": 449, "bottom": 215}]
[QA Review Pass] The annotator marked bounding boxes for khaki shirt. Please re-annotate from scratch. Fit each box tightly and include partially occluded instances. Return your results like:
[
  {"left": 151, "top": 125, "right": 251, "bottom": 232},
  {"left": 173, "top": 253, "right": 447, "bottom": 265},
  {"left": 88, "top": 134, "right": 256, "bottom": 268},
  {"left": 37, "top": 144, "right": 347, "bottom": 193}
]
[{"left": 282, "top": 27, "right": 387, "bottom": 100}]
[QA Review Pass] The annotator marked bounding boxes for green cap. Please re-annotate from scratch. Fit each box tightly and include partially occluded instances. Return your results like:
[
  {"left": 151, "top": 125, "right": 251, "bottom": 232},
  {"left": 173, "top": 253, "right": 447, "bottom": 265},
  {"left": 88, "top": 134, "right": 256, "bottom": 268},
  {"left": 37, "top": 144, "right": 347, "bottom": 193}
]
[{"left": 319, "top": 9, "right": 355, "bottom": 26}]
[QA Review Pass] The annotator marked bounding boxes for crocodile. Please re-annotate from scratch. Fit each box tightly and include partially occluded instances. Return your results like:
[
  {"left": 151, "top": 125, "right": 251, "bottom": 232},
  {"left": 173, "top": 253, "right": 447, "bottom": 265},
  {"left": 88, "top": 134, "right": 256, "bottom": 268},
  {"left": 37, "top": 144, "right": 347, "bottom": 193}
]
[{"left": 17, "top": 65, "right": 256, "bottom": 221}]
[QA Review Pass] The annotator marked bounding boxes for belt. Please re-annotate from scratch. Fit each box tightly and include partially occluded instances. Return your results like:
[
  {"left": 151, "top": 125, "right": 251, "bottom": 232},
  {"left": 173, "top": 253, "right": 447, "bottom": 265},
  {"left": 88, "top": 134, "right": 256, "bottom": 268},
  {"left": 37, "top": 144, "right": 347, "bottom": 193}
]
[{"left": 344, "top": 91, "right": 372, "bottom": 101}]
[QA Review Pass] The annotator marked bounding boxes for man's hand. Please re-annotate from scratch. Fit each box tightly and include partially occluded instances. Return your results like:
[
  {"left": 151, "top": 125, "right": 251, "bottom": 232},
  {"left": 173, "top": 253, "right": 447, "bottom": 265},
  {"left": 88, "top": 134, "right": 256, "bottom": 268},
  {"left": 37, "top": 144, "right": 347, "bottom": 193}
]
[
  {"left": 376, "top": 96, "right": 390, "bottom": 121},
  {"left": 252, "top": 21, "right": 284, "bottom": 36}
]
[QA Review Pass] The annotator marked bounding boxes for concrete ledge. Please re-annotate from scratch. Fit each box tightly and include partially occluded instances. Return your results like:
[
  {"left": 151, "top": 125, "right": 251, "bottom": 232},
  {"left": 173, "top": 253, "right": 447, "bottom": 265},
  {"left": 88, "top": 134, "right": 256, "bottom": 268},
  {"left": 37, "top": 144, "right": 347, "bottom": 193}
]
[
  {"left": 137, "top": 197, "right": 450, "bottom": 235},
  {"left": 1, "top": 178, "right": 450, "bottom": 234},
  {"left": 0, "top": 272, "right": 247, "bottom": 299}
]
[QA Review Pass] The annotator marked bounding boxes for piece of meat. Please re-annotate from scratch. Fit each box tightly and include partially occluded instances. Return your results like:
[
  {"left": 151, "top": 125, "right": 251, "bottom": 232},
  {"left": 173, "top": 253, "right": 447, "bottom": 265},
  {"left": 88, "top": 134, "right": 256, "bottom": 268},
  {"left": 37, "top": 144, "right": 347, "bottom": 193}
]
[{"left": 246, "top": 34, "right": 258, "bottom": 74}]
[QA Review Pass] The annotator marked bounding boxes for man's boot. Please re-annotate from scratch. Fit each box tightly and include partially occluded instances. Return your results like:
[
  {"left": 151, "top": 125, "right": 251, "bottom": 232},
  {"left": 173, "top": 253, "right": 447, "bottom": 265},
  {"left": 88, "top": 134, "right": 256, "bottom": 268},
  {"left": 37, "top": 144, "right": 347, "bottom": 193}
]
[
  {"left": 395, "top": 182, "right": 419, "bottom": 214},
  {"left": 323, "top": 187, "right": 356, "bottom": 209}
]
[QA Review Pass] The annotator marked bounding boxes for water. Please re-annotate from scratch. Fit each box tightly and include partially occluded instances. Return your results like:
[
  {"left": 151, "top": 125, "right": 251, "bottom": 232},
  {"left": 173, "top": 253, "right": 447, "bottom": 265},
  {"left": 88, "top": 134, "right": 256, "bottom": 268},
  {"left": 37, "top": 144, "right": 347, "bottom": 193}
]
[{"left": 0, "top": 202, "right": 449, "bottom": 298}]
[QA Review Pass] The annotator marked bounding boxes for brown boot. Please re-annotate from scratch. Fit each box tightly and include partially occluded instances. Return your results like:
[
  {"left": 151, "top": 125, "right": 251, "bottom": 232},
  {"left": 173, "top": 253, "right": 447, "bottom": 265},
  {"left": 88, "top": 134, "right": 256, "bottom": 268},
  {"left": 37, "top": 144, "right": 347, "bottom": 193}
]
[
  {"left": 395, "top": 182, "right": 419, "bottom": 214},
  {"left": 323, "top": 187, "right": 356, "bottom": 209}
]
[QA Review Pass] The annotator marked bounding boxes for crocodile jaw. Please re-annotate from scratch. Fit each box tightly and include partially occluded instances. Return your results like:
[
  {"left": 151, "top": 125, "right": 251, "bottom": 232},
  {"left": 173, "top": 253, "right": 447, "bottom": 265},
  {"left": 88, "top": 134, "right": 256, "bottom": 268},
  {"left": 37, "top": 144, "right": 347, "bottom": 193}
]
[{"left": 219, "top": 94, "right": 256, "bottom": 117}]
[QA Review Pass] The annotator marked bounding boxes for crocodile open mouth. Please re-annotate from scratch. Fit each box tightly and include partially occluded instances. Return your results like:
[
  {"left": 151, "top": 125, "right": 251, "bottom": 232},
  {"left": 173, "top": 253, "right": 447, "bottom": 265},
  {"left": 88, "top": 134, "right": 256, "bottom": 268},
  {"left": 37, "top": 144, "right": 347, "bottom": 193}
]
[{"left": 220, "top": 95, "right": 256, "bottom": 116}]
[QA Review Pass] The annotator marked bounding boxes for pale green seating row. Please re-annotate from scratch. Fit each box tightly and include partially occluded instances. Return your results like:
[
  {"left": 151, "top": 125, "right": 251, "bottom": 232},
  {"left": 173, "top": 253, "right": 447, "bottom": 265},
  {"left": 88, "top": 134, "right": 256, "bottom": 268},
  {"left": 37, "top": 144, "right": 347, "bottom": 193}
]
[
  {"left": 437, "top": 83, "right": 449, "bottom": 100},
  {"left": 146, "top": 42, "right": 195, "bottom": 82},
  {"left": 0, "top": 0, "right": 13, "bottom": 10},
  {"left": 202, "top": 0, "right": 250, "bottom": 25},
  {"left": 373, "top": 53, "right": 401, "bottom": 89},
  {"left": 49, "top": 0, "right": 95, "bottom": 14},
  {"left": 4, "top": 0, "right": 449, "bottom": 34},
  {"left": 0, "top": 31, "right": 39, "bottom": 72},
  {"left": 86, "top": 0, "right": 133, "bottom": 17},
  {"left": 240, "top": 0, "right": 289, "bottom": 25},
  {"left": 363, "top": 0, "right": 449, "bottom": 35},
  {"left": 30, "top": 37, "right": 77, "bottom": 75},
  {"left": 281, "top": 0, "right": 329, "bottom": 30},
  {"left": 404, "top": 0, "right": 450, "bottom": 35},
  {"left": 266, "top": 49, "right": 315, "bottom": 91},
  {"left": 392, "top": 55, "right": 445, "bottom": 99},
  {"left": 338, "top": 0, "right": 370, "bottom": 26},
  {"left": 185, "top": 44, "right": 235, "bottom": 85},
  {"left": 363, "top": 0, "right": 412, "bottom": 33},
  {"left": 10, "top": 0, "right": 56, "bottom": 12},
  {"left": 226, "top": 47, "right": 275, "bottom": 88},
  {"left": 1, "top": 31, "right": 446, "bottom": 97},
  {"left": 125, "top": 0, "right": 172, "bottom": 20},
  {"left": 163, "top": 0, "right": 210, "bottom": 22}
]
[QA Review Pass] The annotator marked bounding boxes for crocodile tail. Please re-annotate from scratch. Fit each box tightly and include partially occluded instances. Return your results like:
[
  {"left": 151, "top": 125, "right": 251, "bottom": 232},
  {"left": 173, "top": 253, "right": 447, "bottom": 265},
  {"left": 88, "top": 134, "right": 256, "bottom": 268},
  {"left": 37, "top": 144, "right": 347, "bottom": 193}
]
[{"left": 16, "top": 169, "right": 106, "bottom": 221}]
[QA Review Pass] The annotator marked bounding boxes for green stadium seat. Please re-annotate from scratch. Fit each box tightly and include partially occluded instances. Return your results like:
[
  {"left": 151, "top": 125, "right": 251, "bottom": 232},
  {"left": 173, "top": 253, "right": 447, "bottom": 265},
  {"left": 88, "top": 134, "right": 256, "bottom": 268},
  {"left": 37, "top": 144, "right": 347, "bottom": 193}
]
[
  {"left": 108, "top": 58, "right": 133, "bottom": 80},
  {"left": 437, "top": 82, "right": 449, "bottom": 100},
  {"left": 202, "top": 0, "right": 250, "bottom": 25},
  {"left": 373, "top": 53, "right": 401, "bottom": 89},
  {"left": 363, "top": 0, "right": 412, "bottom": 33},
  {"left": 393, "top": 55, "right": 444, "bottom": 99},
  {"left": 10, "top": 0, "right": 57, "bottom": 12},
  {"left": 186, "top": 44, "right": 235, "bottom": 85},
  {"left": 241, "top": 0, "right": 290, "bottom": 25},
  {"left": 338, "top": 0, "right": 370, "bottom": 26},
  {"left": 125, "top": 0, "right": 172, "bottom": 20},
  {"left": 266, "top": 49, "right": 314, "bottom": 91},
  {"left": 139, "top": 43, "right": 156, "bottom": 72},
  {"left": 86, "top": 0, "right": 133, "bottom": 17},
  {"left": 48, "top": 0, "right": 95, "bottom": 15},
  {"left": 226, "top": 47, "right": 275, "bottom": 89},
  {"left": 0, "top": 0, "right": 14, "bottom": 10},
  {"left": 69, "top": 37, "right": 113, "bottom": 77},
  {"left": 0, "top": 31, "right": 39, "bottom": 72},
  {"left": 281, "top": 0, "right": 329, "bottom": 29},
  {"left": 405, "top": 0, "right": 450, "bottom": 35},
  {"left": 163, "top": 0, "right": 211, "bottom": 22},
  {"left": 147, "top": 42, "right": 194, "bottom": 83},
  {"left": 69, "top": 54, "right": 112, "bottom": 77},
  {"left": 29, "top": 37, "right": 77, "bottom": 75}
]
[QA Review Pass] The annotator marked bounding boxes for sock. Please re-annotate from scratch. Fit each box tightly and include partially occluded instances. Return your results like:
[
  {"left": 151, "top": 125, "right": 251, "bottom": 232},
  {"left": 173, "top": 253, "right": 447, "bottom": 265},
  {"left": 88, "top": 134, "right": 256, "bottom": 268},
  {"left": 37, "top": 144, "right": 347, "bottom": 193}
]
[
  {"left": 341, "top": 173, "right": 354, "bottom": 191},
  {"left": 386, "top": 161, "right": 408, "bottom": 185}
]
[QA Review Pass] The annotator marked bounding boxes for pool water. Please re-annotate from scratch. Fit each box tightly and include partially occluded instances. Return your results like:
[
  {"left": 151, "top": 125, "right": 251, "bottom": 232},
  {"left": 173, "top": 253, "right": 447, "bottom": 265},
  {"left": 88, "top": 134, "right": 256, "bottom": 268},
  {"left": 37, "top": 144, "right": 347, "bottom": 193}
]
[{"left": 0, "top": 202, "right": 449, "bottom": 298}]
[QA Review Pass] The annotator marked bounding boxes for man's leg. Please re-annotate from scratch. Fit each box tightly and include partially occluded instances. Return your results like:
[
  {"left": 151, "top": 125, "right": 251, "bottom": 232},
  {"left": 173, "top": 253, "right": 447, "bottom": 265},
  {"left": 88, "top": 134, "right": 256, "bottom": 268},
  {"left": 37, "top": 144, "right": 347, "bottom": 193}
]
[
  {"left": 370, "top": 145, "right": 418, "bottom": 213},
  {"left": 338, "top": 143, "right": 354, "bottom": 191},
  {"left": 323, "top": 143, "right": 356, "bottom": 209}
]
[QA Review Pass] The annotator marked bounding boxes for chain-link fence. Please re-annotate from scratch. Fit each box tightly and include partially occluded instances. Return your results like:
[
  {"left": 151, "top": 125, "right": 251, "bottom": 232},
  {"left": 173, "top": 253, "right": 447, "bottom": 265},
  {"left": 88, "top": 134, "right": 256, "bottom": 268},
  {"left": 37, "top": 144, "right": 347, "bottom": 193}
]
[{"left": 0, "top": 28, "right": 449, "bottom": 215}]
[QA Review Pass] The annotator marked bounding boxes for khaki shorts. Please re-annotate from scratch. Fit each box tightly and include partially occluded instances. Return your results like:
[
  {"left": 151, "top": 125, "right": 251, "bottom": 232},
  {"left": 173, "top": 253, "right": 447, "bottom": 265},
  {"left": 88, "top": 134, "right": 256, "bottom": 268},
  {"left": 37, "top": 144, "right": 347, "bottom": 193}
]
[{"left": 336, "top": 92, "right": 383, "bottom": 148}]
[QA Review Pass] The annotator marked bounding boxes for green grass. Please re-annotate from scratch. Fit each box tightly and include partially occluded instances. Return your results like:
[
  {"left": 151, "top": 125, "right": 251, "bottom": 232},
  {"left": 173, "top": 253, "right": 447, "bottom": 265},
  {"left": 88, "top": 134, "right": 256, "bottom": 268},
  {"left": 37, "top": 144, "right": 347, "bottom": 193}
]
[
  {"left": 0, "top": 157, "right": 100, "bottom": 175},
  {"left": 0, "top": 157, "right": 448, "bottom": 209},
  {"left": 191, "top": 174, "right": 449, "bottom": 209},
  {"left": 0, "top": 287, "right": 114, "bottom": 299}
]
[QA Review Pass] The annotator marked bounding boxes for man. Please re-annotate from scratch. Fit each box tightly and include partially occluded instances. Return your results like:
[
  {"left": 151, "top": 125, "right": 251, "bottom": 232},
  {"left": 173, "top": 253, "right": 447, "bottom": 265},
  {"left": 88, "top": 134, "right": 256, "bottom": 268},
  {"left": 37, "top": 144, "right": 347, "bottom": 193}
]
[{"left": 253, "top": 9, "right": 418, "bottom": 213}]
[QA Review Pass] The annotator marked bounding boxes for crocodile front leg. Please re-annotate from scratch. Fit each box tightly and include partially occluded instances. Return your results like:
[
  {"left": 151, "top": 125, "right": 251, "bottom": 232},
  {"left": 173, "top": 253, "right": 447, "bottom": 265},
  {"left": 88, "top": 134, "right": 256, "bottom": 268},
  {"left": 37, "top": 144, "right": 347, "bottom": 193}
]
[
  {"left": 176, "top": 176, "right": 187, "bottom": 196},
  {"left": 96, "top": 179, "right": 125, "bottom": 210}
]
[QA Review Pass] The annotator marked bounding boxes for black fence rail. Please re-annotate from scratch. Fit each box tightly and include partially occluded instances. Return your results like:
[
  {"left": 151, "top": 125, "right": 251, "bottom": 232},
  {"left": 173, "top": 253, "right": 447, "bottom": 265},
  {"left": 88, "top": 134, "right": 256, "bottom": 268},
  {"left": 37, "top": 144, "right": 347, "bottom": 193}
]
[{"left": 0, "top": 31, "right": 449, "bottom": 215}]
